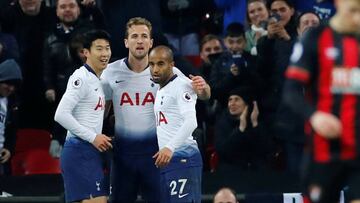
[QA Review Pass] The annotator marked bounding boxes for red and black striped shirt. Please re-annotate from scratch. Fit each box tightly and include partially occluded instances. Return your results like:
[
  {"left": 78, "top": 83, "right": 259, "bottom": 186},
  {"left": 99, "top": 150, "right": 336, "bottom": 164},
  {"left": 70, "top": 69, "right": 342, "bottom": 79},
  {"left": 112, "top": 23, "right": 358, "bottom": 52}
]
[{"left": 285, "top": 24, "right": 360, "bottom": 163}]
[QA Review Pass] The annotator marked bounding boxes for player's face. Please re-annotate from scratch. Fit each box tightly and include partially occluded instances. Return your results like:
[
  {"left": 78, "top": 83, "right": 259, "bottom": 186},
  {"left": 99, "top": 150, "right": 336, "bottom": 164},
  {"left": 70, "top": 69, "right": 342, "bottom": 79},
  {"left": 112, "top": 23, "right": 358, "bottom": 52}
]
[
  {"left": 0, "top": 83, "right": 16, "bottom": 98},
  {"left": 19, "top": 0, "right": 42, "bottom": 16},
  {"left": 125, "top": 25, "right": 153, "bottom": 60},
  {"left": 149, "top": 52, "right": 174, "bottom": 85},
  {"left": 248, "top": 1, "right": 269, "bottom": 27},
  {"left": 56, "top": 0, "right": 80, "bottom": 24},
  {"left": 336, "top": 0, "right": 360, "bottom": 32},
  {"left": 200, "top": 39, "right": 223, "bottom": 64},
  {"left": 224, "top": 36, "right": 246, "bottom": 55},
  {"left": 270, "top": 1, "right": 295, "bottom": 27},
  {"left": 84, "top": 39, "right": 111, "bottom": 73},
  {"left": 228, "top": 95, "right": 247, "bottom": 116},
  {"left": 297, "top": 13, "right": 320, "bottom": 36}
]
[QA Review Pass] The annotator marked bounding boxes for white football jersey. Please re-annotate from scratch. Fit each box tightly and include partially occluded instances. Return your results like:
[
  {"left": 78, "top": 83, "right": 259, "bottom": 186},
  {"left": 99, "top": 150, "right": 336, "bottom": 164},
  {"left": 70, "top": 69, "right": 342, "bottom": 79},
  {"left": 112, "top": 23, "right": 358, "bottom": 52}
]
[
  {"left": 55, "top": 65, "right": 106, "bottom": 143},
  {"left": 154, "top": 75, "right": 198, "bottom": 152},
  {"left": 101, "top": 58, "right": 186, "bottom": 155},
  {"left": 0, "top": 97, "right": 7, "bottom": 150}
]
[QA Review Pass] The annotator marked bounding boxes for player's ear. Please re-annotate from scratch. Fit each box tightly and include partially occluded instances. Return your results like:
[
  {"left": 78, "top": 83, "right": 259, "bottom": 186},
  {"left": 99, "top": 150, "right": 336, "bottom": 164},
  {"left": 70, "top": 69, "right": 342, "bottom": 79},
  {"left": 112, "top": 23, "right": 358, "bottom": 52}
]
[
  {"left": 149, "top": 38, "right": 153, "bottom": 49},
  {"left": 124, "top": 39, "right": 129, "bottom": 48},
  {"left": 83, "top": 48, "right": 90, "bottom": 58}
]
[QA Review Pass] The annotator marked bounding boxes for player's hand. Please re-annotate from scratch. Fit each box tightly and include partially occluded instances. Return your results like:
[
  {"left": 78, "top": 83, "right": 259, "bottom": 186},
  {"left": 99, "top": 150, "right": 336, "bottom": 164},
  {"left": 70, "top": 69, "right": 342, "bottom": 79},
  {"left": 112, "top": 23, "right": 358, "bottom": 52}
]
[
  {"left": 92, "top": 134, "right": 112, "bottom": 152},
  {"left": 310, "top": 111, "right": 342, "bottom": 139},
  {"left": 239, "top": 105, "right": 248, "bottom": 132},
  {"left": 0, "top": 148, "right": 11, "bottom": 163},
  {"left": 250, "top": 101, "right": 259, "bottom": 127},
  {"left": 230, "top": 64, "right": 239, "bottom": 76},
  {"left": 45, "top": 89, "right": 56, "bottom": 102},
  {"left": 153, "top": 147, "right": 173, "bottom": 168},
  {"left": 189, "top": 74, "right": 210, "bottom": 100}
]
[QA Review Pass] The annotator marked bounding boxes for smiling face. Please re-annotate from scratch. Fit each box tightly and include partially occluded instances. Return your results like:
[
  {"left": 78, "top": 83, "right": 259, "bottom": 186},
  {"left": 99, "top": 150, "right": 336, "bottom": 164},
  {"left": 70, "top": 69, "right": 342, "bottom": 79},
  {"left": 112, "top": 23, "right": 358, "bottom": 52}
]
[
  {"left": 228, "top": 95, "right": 247, "bottom": 117},
  {"left": 124, "top": 24, "right": 153, "bottom": 60},
  {"left": 248, "top": 1, "right": 269, "bottom": 26},
  {"left": 56, "top": 0, "right": 80, "bottom": 25},
  {"left": 84, "top": 39, "right": 111, "bottom": 74}
]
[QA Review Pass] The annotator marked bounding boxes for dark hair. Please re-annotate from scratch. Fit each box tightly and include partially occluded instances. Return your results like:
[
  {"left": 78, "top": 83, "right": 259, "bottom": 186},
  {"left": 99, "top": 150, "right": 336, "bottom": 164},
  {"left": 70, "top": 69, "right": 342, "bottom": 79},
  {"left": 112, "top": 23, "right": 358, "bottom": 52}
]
[
  {"left": 225, "top": 23, "right": 245, "bottom": 38},
  {"left": 296, "top": 11, "right": 321, "bottom": 28},
  {"left": 82, "top": 29, "right": 111, "bottom": 50},
  {"left": 200, "top": 34, "right": 221, "bottom": 51},
  {"left": 267, "top": 0, "right": 295, "bottom": 9}
]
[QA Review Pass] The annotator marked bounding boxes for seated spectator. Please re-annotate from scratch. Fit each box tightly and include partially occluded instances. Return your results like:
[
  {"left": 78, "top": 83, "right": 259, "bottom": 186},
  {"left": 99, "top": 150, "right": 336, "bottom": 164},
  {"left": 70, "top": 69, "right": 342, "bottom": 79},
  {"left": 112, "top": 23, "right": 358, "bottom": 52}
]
[
  {"left": 210, "top": 23, "right": 258, "bottom": 108},
  {"left": 214, "top": 87, "right": 270, "bottom": 169},
  {"left": 296, "top": 11, "right": 321, "bottom": 37},
  {"left": 245, "top": 0, "right": 269, "bottom": 56},
  {"left": 0, "top": 28, "right": 19, "bottom": 63},
  {"left": 213, "top": 187, "right": 239, "bottom": 203},
  {"left": 199, "top": 34, "right": 223, "bottom": 81},
  {"left": 0, "top": 59, "right": 22, "bottom": 175}
]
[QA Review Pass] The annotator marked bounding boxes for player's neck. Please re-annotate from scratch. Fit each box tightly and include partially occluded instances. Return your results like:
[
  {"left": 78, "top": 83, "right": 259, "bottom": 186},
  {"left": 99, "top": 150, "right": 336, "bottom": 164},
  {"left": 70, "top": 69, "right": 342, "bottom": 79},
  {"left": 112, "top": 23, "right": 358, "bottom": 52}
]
[
  {"left": 330, "top": 15, "right": 359, "bottom": 35},
  {"left": 159, "top": 73, "right": 175, "bottom": 89},
  {"left": 128, "top": 54, "right": 148, "bottom": 73},
  {"left": 85, "top": 62, "right": 102, "bottom": 78}
]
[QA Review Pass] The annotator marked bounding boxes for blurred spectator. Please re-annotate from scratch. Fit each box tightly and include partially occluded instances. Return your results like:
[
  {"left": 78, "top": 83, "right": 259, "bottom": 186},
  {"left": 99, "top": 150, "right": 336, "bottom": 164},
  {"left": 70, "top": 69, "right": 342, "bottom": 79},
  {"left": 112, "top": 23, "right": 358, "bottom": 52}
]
[
  {"left": 210, "top": 23, "right": 257, "bottom": 108},
  {"left": 214, "top": 88, "right": 271, "bottom": 169},
  {"left": 199, "top": 34, "right": 223, "bottom": 80},
  {"left": 213, "top": 187, "right": 239, "bottom": 203},
  {"left": 294, "top": 0, "right": 335, "bottom": 20},
  {"left": 0, "top": 59, "right": 22, "bottom": 175},
  {"left": 256, "top": 0, "right": 297, "bottom": 127},
  {"left": 43, "top": 0, "right": 103, "bottom": 157},
  {"left": 160, "top": 0, "right": 211, "bottom": 56},
  {"left": 275, "top": 10, "right": 321, "bottom": 176},
  {"left": 0, "top": 0, "right": 55, "bottom": 130},
  {"left": 214, "top": 0, "right": 247, "bottom": 34},
  {"left": 245, "top": 0, "right": 269, "bottom": 56},
  {"left": 100, "top": 0, "right": 162, "bottom": 59},
  {"left": 296, "top": 11, "right": 321, "bottom": 36},
  {"left": 0, "top": 30, "right": 19, "bottom": 63},
  {"left": 256, "top": 0, "right": 298, "bottom": 173}
]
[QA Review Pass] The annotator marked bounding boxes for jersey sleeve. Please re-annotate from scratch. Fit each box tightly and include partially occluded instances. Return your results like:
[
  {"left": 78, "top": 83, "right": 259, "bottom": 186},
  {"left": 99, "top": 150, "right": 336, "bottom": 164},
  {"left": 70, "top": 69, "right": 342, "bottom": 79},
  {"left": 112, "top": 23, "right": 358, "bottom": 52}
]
[
  {"left": 54, "top": 73, "right": 97, "bottom": 143},
  {"left": 286, "top": 28, "right": 319, "bottom": 84},
  {"left": 164, "top": 81, "right": 198, "bottom": 151}
]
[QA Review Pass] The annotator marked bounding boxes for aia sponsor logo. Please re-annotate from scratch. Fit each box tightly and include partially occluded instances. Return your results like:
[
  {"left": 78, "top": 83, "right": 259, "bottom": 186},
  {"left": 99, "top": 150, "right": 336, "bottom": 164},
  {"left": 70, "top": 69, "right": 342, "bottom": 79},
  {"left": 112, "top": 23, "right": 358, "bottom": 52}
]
[{"left": 120, "top": 92, "right": 155, "bottom": 106}]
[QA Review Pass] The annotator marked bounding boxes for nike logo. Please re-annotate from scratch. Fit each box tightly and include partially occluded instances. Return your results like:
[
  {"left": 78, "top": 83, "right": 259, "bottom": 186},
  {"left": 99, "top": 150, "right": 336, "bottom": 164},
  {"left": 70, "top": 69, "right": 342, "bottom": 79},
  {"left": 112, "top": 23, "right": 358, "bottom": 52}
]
[
  {"left": 115, "top": 80, "right": 125, "bottom": 83},
  {"left": 178, "top": 193, "right": 189, "bottom": 198}
]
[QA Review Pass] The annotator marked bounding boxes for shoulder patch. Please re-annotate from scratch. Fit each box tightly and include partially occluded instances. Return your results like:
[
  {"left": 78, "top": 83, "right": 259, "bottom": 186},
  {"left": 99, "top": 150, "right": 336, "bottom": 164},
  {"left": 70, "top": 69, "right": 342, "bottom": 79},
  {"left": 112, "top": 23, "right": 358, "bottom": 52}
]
[
  {"left": 182, "top": 92, "right": 193, "bottom": 102},
  {"left": 72, "top": 78, "right": 82, "bottom": 88}
]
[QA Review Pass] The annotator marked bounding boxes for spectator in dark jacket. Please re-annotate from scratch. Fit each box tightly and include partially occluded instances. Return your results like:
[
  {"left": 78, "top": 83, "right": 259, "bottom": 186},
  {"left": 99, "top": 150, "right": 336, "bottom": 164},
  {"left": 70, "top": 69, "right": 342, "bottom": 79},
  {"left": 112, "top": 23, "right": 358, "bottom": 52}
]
[
  {"left": 0, "top": 0, "right": 55, "bottom": 130},
  {"left": 256, "top": 0, "right": 297, "bottom": 134},
  {"left": 0, "top": 59, "right": 22, "bottom": 175},
  {"left": 210, "top": 23, "right": 258, "bottom": 108},
  {"left": 0, "top": 31, "right": 19, "bottom": 64},
  {"left": 214, "top": 87, "right": 270, "bottom": 169}
]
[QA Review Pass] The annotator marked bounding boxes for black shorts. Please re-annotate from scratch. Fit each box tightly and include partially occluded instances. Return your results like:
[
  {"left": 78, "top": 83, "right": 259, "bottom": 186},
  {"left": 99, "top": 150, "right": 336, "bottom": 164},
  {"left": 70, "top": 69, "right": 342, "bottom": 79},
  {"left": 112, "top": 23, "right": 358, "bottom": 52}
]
[{"left": 303, "top": 160, "right": 360, "bottom": 203}]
